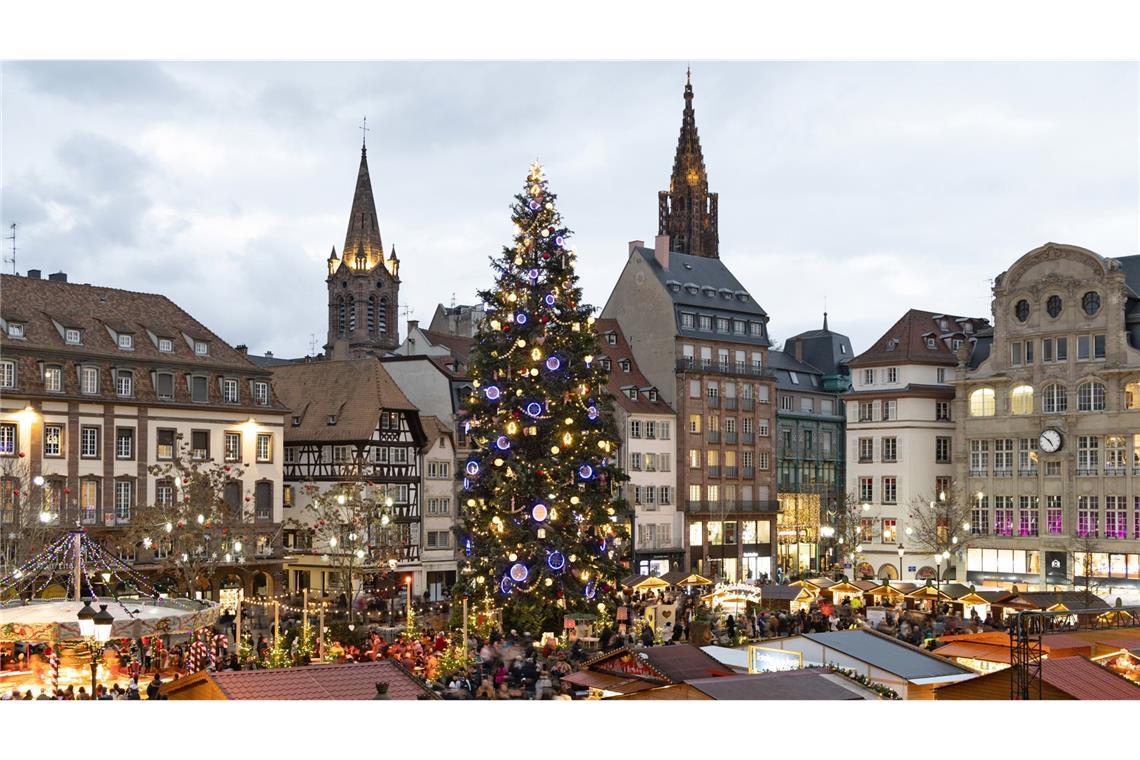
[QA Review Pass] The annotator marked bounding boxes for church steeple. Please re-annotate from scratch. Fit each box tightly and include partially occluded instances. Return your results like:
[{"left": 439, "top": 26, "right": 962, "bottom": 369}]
[
  {"left": 325, "top": 136, "right": 401, "bottom": 360},
  {"left": 658, "top": 68, "right": 719, "bottom": 259},
  {"left": 341, "top": 146, "right": 386, "bottom": 272}
]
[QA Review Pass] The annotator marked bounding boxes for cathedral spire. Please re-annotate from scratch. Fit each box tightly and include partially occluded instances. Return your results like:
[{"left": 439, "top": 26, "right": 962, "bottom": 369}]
[
  {"left": 342, "top": 145, "right": 385, "bottom": 271},
  {"left": 658, "top": 69, "right": 719, "bottom": 259}
]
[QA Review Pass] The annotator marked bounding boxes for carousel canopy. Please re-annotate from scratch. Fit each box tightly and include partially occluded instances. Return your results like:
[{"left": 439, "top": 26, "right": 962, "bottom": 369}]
[{"left": 0, "top": 597, "right": 221, "bottom": 642}]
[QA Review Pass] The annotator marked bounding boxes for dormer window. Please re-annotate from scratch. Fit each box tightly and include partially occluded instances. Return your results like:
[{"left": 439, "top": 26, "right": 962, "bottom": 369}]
[
  {"left": 327, "top": 415, "right": 337, "bottom": 426},
  {"left": 626, "top": 388, "right": 638, "bottom": 400},
  {"left": 158, "top": 338, "right": 173, "bottom": 353},
  {"left": 605, "top": 333, "right": 617, "bottom": 346},
  {"left": 926, "top": 337, "right": 937, "bottom": 349},
  {"left": 7, "top": 323, "right": 25, "bottom": 339},
  {"left": 194, "top": 340, "right": 209, "bottom": 356},
  {"left": 789, "top": 371, "right": 800, "bottom": 385},
  {"left": 619, "top": 359, "right": 631, "bottom": 373},
  {"left": 118, "top": 333, "right": 133, "bottom": 350},
  {"left": 952, "top": 339, "right": 963, "bottom": 350},
  {"left": 65, "top": 329, "right": 81, "bottom": 345},
  {"left": 648, "top": 389, "right": 658, "bottom": 402},
  {"left": 292, "top": 416, "right": 301, "bottom": 427},
  {"left": 886, "top": 339, "right": 898, "bottom": 352}
]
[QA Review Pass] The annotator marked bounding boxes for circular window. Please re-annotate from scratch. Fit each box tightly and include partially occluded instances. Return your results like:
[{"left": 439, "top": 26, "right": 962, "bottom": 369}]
[
  {"left": 1046, "top": 295, "right": 1063, "bottom": 319},
  {"left": 1082, "top": 291, "right": 1101, "bottom": 316},
  {"left": 1014, "top": 299, "right": 1030, "bottom": 322}
]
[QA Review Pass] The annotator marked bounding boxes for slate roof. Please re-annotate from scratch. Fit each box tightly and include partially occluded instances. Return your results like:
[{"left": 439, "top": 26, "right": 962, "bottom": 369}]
[
  {"left": 848, "top": 308, "right": 989, "bottom": 368},
  {"left": 630, "top": 246, "right": 771, "bottom": 345},
  {"left": 1006, "top": 590, "right": 1109, "bottom": 611},
  {"left": 640, "top": 644, "right": 735, "bottom": 682},
  {"left": 183, "top": 660, "right": 434, "bottom": 700},
  {"left": 783, "top": 315, "right": 855, "bottom": 376},
  {"left": 594, "top": 318, "right": 675, "bottom": 415},
  {"left": 684, "top": 669, "right": 872, "bottom": 700},
  {"left": 0, "top": 273, "right": 264, "bottom": 371},
  {"left": 801, "top": 629, "right": 974, "bottom": 681},
  {"left": 271, "top": 358, "right": 417, "bottom": 442},
  {"left": 767, "top": 349, "right": 826, "bottom": 394},
  {"left": 418, "top": 414, "right": 454, "bottom": 452}
]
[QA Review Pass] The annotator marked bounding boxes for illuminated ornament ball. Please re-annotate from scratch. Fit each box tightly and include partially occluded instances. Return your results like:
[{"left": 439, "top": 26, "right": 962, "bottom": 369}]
[
  {"left": 509, "top": 563, "right": 529, "bottom": 583},
  {"left": 515, "top": 313, "right": 528, "bottom": 325},
  {"left": 525, "top": 402, "right": 543, "bottom": 418},
  {"left": 484, "top": 385, "right": 501, "bottom": 401},
  {"left": 531, "top": 503, "right": 549, "bottom": 522},
  {"left": 544, "top": 293, "right": 556, "bottom": 306},
  {"left": 547, "top": 551, "right": 566, "bottom": 571},
  {"left": 465, "top": 461, "right": 480, "bottom": 476},
  {"left": 584, "top": 580, "right": 597, "bottom": 600},
  {"left": 545, "top": 357, "right": 561, "bottom": 371},
  {"left": 578, "top": 464, "right": 594, "bottom": 480},
  {"left": 496, "top": 436, "right": 511, "bottom": 451},
  {"left": 587, "top": 405, "right": 599, "bottom": 421}
]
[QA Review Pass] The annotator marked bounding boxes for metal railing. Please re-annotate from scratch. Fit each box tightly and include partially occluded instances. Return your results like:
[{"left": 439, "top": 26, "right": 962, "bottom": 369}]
[
  {"left": 683, "top": 500, "right": 781, "bottom": 514},
  {"left": 675, "top": 359, "right": 774, "bottom": 380}
]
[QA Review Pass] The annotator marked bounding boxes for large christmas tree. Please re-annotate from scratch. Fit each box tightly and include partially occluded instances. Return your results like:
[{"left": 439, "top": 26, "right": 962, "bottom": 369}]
[{"left": 457, "top": 163, "right": 628, "bottom": 633}]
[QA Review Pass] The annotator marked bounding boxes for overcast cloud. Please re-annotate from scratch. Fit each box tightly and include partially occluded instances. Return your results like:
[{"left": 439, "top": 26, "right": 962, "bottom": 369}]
[{"left": 2, "top": 61, "right": 1137, "bottom": 358}]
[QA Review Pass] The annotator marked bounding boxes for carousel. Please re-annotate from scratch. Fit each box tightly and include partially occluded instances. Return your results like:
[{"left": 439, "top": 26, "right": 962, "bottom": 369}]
[{"left": 0, "top": 530, "right": 221, "bottom": 697}]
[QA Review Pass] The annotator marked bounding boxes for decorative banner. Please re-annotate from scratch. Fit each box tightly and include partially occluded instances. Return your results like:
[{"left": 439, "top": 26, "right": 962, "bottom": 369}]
[{"left": 748, "top": 645, "right": 803, "bottom": 674}]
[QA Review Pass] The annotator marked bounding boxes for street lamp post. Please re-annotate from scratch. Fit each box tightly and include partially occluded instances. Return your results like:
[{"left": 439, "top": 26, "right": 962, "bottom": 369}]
[
  {"left": 897, "top": 544, "right": 905, "bottom": 582},
  {"left": 77, "top": 599, "right": 114, "bottom": 697}
]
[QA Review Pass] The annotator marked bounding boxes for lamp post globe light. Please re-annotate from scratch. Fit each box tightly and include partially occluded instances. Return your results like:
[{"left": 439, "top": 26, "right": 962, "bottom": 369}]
[
  {"left": 77, "top": 598, "right": 96, "bottom": 638},
  {"left": 897, "top": 544, "right": 905, "bottom": 581},
  {"left": 78, "top": 600, "right": 114, "bottom": 696}
]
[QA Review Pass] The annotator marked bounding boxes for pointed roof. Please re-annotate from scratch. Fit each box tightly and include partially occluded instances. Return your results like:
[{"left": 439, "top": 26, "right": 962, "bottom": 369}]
[
  {"left": 342, "top": 147, "right": 385, "bottom": 271},
  {"left": 669, "top": 71, "right": 708, "bottom": 196}
]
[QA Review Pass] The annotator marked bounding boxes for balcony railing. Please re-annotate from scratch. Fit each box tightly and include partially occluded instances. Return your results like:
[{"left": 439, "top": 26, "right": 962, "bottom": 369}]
[
  {"left": 636, "top": 537, "right": 683, "bottom": 551},
  {"left": 708, "top": 431, "right": 721, "bottom": 443},
  {"left": 1105, "top": 464, "right": 1127, "bottom": 476},
  {"left": 724, "top": 397, "right": 738, "bottom": 410},
  {"left": 969, "top": 468, "right": 988, "bottom": 477},
  {"left": 993, "top": 469, "right": 1013, "bottom": 478},
  {"left": 675, "top": 359, "right": 774, "bottom": 380},
  {"left": 707, "top": 396, "right": 720, "bottom": 408},
  {"left": 742, "top": 466, "right": 755, "bottom": 479},
  {"left": 724, "top": 431, "right": 738, "bottom": 444},
  {"left": 1077, "top": 466, "right": 1099, "bottom": 476},
  {"left": 724, "top": 466, "right": 738, "bottom": 478},
  {"left": 708, "top": 466, "right": 720, "bottom": 478},
  {"left": 1018, "top": 468, "right": 1039, "bottom": 477},
  {"left": 742, "top": 398, "right": 755, "bottom": 411},
  {"left": 743, "top": 432, "right": 755, "bottom": 445},
  {"left": 683, "top": 500, "right": 780, "bottom": 514}
]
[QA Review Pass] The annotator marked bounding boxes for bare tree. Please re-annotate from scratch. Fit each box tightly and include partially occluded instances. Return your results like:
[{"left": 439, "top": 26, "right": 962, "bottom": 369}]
[
  {"left": 1068, "top": 531, "right": 1103, "bottom": 600},
  {"left": 286, "top": 481, "right": 401, "bottom": 624},
  {"left": 0, "top": 454, "right": 67, "bottom": 571},
  {"left": 127, "top": 437, "right": 263, "bottom": 597},
  {"left": 906, "top": 485, "right": 977, "bottom": 586},
  {"left": 825, "top": 492, "right": 878, "bottom": 579}
]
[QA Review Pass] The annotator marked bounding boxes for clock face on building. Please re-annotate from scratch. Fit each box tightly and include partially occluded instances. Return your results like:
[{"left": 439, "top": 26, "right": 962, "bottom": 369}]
[{"left": 1039, "top": 428, "right": 1063, "bottom": 454}]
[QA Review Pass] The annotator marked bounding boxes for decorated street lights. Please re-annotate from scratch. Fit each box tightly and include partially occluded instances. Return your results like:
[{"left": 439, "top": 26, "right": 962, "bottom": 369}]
[
  {"left": 897, "top": 544, "right": 905, "bottom": 581},
  {"left": 77, "top": 599, "right": 114, "bottom": 696}
]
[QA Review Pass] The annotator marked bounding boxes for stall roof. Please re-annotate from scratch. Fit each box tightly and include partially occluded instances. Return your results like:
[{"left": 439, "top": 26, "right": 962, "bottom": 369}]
[
  {"left": 642, "top": 644, "right": 735, "bottom": 682},
  {"left": 792, "top": 577, "right": 836, "bottom": 591},
  {"left": 1038, "top": 656, "right": 1140, "bottom": 700},
  {"left": 932, "top": 641, "right": 1014, "bottom": 664},
  {"left": 658, "top": 571, "right": 713, "bottom": 587},
  {"left": 684, "top": 670, "right": 874, "bottom": 700},
  {"left": 560, "top": 670, "right": 660, "bottom": 695},
  {"left": 761, "top": 585, "right": 811, "bottom": 601},
  {"left": 801, "top": 629, "right": 975, "bottom": 682},
  {"left": 621, "top": 574, "right": 670, "bottom": 591},
  {"left": 161, "top": 660, "right": 434, "bottom": 701}
]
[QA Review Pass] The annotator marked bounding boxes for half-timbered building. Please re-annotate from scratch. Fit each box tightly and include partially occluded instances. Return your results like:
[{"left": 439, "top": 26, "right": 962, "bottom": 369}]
[{"left": 271, "top": 358, "right": 428, "bottom": 596}]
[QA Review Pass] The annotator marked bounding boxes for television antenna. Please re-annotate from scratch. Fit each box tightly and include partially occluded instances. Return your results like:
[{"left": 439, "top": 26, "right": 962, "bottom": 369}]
[{"left": 3, "top": 223, "right": 14, "bottom": 274}]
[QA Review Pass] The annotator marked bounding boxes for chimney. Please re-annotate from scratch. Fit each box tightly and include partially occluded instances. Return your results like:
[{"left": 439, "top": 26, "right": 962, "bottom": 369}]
[
  {"left": 48, "top": 271, "right": 68, "bottom": 282},
  {"left": 653, "top": 235, "right": 670, "bottom": 271},
  {"left": 794, "top": 338, "right": 803, "bottom": 363},
  {"left": 264, "top": 351, "right": 274, "bottom": 358},
  {"left": 27, "top": 269, "right": 41, "bottom": 279},
  {"left": 628, "top": 240, "right": 644, "bottom": 256},
  {"left": 408, "top": 319, "right": 419, "bottom": 333},
  {"left": 234, "top": 344, "right": 248, "bottom": 356}
]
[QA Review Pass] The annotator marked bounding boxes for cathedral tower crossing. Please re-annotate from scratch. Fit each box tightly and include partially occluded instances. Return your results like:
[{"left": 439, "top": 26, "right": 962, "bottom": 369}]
[
  {"left": 658, "top": 69, "right": 719, "bottom": 259},
  {"left": 325, "top": 142, "right": 401, "bottom": 359}
]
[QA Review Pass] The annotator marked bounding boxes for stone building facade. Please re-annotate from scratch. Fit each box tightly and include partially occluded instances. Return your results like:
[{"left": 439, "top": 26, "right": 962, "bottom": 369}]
[
  {"left": 0, "top": 271, "right": 287, "bottom": 598},
  {"left": 957, "top": 243, "right": 1140, "bottom": 591}
]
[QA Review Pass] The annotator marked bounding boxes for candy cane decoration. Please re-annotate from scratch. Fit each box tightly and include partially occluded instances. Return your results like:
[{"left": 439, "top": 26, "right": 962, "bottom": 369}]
[{"left": 49, "top": 649, "right": 60, "bottom": 698}]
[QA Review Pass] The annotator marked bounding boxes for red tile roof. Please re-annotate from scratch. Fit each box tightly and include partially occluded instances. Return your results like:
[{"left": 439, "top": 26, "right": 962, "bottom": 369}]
[
  {"left": 272, "top": 358, "right": 417, "bottom": 442},
  {"left": 207, "top": 660, "right": 434, "bottom": 700},
  {"left": 848, "top": 308, "right": 988, "bottom": 368},
  {"left": 594, "top": 318, "right": 675, "bottom": 415},
  {"left": 1039, "top": 656, "right": 1140, "bottom": 700}
]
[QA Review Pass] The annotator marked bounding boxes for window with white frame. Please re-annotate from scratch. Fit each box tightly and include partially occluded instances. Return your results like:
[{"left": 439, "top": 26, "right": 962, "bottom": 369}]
[
  {"left": 1078, "top": 435, "right": 1100, "bottom": 474},
  {"left": 253, "top": 381, "right": 269, "bottom": 406},
  {"left": 0, "top": 360, "right": 14, "bottom": 389},
  {"left": 117, "top": 333, "right": 133, "bottom": 350},
  {"left": 44, "top": 366, "right": 62, "bottom": 392},
  {"left": 194, "top": 340, "right": 209, "bottom": 356},
  {"left": 224, "top": 432, "right": 241, "bottom": 462},
  {"left": 882, "top": 477, "right": 897, "bottom": 504},
  {"left": 115, "top": 428, "right": 134, "bottom": 460},
  {"left": 428, "top": 498, "right": 450, "bottom": 515},
  {"left": 43, "top": 424, "right": 63, "bottom": 457},
  {"left": 887, "top": 367, "right": 898, "bottom": 383},
  {"left": 222, "top": 378, "right": 239, "bottom": 404},
  {"left": 862, "top": 369, "right": 874, "bottom": 385},
  {"left": 7, "top": 323, "right": 25, "bottom": 338},
  {"left": 81, "top": 366, "right": 99, "bottom": 395},
  {"left": 158, "top": 338, "right": 173, "bottom": 353},
  {"left": 115, "top": 370, "right": 133, "bottom": 397},
  {"left": 80, "top": 426, "right": 99, "bottom": 458},
  {"left": 65, "top": 328, "right": 81, "bottom": 344},
  {"left": 114, "top": 480, "right": 133, "bottom": 522},
  {"left": 256, "top": 433, "right": 272, "bottom": 463},
  {"left": 630, "top": 420, "right": 642, "bottom": 438}
]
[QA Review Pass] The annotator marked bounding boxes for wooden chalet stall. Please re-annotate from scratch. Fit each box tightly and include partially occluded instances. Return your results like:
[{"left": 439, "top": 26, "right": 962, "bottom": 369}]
[{"left": 935, "top": 656, "right": 1140, "bottom": 700}]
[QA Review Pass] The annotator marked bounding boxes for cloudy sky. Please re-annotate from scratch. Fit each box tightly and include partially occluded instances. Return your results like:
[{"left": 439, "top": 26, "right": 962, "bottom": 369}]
[{"left": 2, "top": 61, "right": 1138, "bottom": 358}]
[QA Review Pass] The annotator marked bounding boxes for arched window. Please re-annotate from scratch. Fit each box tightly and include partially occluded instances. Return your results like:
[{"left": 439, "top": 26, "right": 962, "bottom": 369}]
[
  {"left": 347, "top": 295, "right": 357, "bottom": 333},
  {"left": 336, "top": 296, "right": 346, "bottom": 337},
  {"left": 1125, "top": 381, "right": 1140, "bottom": 410},
  {"left": 1010, "top": 385, "right": 1034, "bottom": 415},
  {"left": 378, "top": 297, "right": 388, "bottom": 335},
  {"left": 969, "top": 388, "right": 996, "bottom": 417},
  {"left": 1078, "top": 380, "right": 1106, "bottom": 412},
  {"left": 1042, "top": 383, "right": 1067, "bottom": 413},
  {"left": 367, "top": 295, "right": 376, "bottom": 334}
]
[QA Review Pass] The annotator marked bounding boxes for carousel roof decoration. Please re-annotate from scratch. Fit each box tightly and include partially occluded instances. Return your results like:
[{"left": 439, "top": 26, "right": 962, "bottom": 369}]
[{"left": 0, "top": 529, "right": 220, "bottom": 643}]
